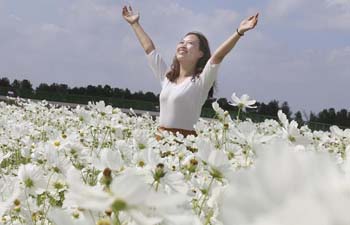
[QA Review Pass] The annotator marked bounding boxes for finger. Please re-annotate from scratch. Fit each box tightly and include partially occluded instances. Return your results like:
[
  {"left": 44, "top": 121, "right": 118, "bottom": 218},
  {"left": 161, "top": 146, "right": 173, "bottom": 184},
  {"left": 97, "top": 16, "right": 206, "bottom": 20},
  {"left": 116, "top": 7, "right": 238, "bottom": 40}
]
[
  {"left": 123, "top": 6, "right": 129, "bottom": 13},
  {"left": 122, "top": 6, "right": 127, "bottom": 15},
  {"left": 254, "top": 18, "right": 258, "bottom": 27},
  {"left": 248, "top": 15, "right": 254, "bottom": 21}
]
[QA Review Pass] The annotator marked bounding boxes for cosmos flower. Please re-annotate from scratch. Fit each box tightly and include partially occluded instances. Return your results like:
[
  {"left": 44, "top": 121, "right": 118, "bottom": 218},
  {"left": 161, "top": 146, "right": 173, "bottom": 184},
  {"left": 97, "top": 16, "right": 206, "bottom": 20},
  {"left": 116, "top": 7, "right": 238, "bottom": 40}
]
[
  {"left": 220, "top": 141, "right": 350, "bottom": 225},
  {"left": 65, "top": 168, "right": 192, "bottom": 225},
  {"left": 17, "top": 164, "right": 47, "bottom": 195},
  {"left": 229, "top": 93, "right": 257, "bottom": 112}
]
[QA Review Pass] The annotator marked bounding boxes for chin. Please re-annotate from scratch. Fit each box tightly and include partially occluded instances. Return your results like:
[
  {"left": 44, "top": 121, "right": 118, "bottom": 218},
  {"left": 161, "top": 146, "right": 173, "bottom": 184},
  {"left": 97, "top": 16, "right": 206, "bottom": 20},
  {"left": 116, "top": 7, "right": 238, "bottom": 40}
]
[
  {"left": 176, "top": 54, "right": 187, "bottom": 61},
  {"left": 176, "top": 55, "right": 185, "bottom": 61}
]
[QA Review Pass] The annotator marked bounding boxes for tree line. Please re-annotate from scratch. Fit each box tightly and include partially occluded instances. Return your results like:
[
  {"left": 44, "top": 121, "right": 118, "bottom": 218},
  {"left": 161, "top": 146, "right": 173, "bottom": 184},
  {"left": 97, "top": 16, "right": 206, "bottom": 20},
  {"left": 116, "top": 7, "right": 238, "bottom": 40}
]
[{"left": 0, "top": 77, "right": 349, "bottom": 130}]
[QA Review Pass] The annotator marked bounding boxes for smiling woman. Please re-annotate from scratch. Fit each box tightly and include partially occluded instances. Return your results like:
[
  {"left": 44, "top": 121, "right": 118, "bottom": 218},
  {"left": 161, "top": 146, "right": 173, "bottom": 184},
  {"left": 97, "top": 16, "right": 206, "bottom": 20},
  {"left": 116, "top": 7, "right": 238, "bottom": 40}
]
[{"left": 122, "top": 5, "right": 258, "bottom": 140}]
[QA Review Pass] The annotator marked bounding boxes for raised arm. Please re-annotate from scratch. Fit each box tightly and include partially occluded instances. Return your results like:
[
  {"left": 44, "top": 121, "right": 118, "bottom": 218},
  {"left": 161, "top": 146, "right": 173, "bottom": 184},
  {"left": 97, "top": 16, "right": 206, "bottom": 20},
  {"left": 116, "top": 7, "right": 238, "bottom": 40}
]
[
  {"left": 122, "top": 5, "right": 155, "bottom": 54},
  {"left": 211, "top": 13, "right": 259, "bottom": 64}
]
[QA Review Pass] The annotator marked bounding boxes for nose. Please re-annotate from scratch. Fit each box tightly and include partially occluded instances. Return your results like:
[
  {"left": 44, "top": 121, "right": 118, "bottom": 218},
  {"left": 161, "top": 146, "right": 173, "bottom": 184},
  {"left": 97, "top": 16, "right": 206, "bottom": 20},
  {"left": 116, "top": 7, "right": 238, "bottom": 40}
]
[{"left": 178, "top": 43, "right": 185, "bottom": 49}]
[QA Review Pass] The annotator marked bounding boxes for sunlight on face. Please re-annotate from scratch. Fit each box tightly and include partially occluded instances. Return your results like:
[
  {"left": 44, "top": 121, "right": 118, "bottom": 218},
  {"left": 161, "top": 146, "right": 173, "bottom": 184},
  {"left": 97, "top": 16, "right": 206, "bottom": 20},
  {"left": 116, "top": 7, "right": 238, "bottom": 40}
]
[{"left": 176, "top": 34, "right": 203, "bottom": 62}]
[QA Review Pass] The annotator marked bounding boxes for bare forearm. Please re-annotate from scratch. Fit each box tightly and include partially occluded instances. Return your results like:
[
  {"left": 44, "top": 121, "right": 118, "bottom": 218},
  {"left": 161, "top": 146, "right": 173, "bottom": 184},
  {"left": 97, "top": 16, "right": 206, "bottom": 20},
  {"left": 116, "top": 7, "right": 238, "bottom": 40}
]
[
  {"left": 211, "top": 31, "right": 241, "bottom": 64},
  {"left": 131, "top": 22, "right": 155, "bottom": 54}
]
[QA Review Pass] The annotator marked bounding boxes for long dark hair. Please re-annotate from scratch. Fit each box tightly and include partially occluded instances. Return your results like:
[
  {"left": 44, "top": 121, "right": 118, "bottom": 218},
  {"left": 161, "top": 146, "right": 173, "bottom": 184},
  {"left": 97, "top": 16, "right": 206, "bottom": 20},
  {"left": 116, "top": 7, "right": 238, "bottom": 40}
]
[{"left": 165, "top": 31, "right": 216, "bottom": 99}]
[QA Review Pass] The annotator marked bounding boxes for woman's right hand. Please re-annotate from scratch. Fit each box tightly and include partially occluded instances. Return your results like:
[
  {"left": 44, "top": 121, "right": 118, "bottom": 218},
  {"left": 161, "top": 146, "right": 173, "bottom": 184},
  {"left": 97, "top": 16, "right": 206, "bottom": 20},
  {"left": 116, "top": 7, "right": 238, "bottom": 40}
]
[{"left": 122, "top": 5, "right": 140, "bottom": 25}]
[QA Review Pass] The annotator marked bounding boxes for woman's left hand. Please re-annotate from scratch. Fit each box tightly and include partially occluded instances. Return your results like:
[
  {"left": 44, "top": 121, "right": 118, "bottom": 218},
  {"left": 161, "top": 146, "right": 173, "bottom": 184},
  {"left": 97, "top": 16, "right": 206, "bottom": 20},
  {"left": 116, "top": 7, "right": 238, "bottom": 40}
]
[{"left": 238, "top": 13, "right": 259, "bottom": 34}]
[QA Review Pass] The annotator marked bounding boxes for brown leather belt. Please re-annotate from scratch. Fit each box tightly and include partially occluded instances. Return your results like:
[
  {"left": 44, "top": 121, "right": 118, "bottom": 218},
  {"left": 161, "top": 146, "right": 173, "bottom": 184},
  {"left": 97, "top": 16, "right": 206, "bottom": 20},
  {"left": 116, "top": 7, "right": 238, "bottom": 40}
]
[{"left": 155, "top": 126, "right": 197, "bottom": 141}]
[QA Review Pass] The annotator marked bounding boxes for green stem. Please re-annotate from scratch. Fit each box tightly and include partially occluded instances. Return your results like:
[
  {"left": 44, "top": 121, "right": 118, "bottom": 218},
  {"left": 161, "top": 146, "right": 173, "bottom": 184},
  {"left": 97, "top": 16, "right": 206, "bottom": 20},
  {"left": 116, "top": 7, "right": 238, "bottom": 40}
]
[
  {"left": 155, "top": 181, "right": 160, "bottom": 192},
  {"left": 236, "top": 107, "right": 242, "bottom": 122},
  {"left": 198, "top": 176, "right": 215, "bottom": 215},
  {"left": 24, "top": 189, "right": 35, "bottom": 225},
  {"left": 42, "top": 171, "right": 55, "bottom": 220},
  {"left": 113, "top": 210, "right": 121, "bottom": 225}
]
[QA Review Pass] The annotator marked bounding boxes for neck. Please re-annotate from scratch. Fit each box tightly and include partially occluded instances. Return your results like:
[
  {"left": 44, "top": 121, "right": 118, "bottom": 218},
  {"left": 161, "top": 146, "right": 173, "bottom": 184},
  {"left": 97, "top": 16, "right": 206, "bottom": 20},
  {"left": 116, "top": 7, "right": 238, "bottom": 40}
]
[{"left": 179, "top": 61, "right": 196, "bottom": 78}]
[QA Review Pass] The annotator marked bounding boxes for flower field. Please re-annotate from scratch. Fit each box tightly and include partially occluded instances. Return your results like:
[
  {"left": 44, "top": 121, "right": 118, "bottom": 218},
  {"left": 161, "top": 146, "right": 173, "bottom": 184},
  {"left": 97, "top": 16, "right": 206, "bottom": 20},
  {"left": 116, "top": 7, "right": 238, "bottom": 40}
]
[{"left": 1, "top": 97, "right": 350, "bottom": 225}]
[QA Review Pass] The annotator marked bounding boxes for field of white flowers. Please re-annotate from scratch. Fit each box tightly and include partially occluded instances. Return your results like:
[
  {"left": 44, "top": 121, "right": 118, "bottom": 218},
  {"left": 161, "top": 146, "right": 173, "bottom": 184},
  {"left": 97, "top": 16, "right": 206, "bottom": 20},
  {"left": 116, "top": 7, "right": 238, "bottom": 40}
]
[{"left": 1, "top": 97, "right": 350, "bottom": 225}]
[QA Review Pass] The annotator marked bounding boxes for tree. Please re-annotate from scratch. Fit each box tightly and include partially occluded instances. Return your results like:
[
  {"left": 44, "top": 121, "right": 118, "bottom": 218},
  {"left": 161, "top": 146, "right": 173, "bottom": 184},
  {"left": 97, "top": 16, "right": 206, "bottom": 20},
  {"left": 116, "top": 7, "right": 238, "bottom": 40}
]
[
  {"left": 281, "top": 101, "right": 292, "bottom": 119},
  {"left": 103, "top": 85, "right": 112, "bottom": 97},
  {"left": 21, "top": 79, "right": 32, "bottom": 90},
  {"left": 257, "top": 100, "right": 279, "bottom": 117},
  {"left": 0, "top": 77, "right": 11, "bottom": 87},
  {"left": 96, "top": 85, "right": 104, "bottom": 96},
  {"left": 309, "top": 112, "right": 317, "bottom": 122},
  {"left": 70, "top": 87, "right": 86, "bottom": 95},
  {"left": 36, "top": 83, "right": 50, "bottom": 92},
  {"left": 112, "top": 88, "right": 124, "bottom": 98},
  {"left": 86, "top": 85, "right": 97, "bottom": 96},
  {"left": 294, "top": 111, "right": 304, "bottom": 127},
  {"left": 132, "top": 90, "right": 144, "bottom": 100},
  {"left": 124, "top": 88, "right": 131, "bottom": 99},
  {"left": 11, "top": 79, "right": 21, "bottom": 90},
  {"left": 144, "top": 91, "right": 157, "bottom": 102},
  {"left": 336, "top": 109, "right": 349, "bottom": 127}
]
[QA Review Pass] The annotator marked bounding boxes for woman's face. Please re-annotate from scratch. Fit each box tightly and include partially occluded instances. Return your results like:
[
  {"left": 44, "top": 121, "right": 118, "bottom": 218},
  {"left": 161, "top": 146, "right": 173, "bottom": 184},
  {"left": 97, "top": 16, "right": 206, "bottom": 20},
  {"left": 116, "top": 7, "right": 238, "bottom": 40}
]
[{"left": 176, "top": 34, "right": 204, "bottom": 63}]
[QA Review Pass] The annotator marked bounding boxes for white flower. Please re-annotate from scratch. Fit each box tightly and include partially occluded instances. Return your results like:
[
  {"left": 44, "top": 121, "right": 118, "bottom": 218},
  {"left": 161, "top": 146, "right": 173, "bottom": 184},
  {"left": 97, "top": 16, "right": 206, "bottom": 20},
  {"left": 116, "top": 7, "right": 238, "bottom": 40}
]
[
  {"left": 92, "top": 148, "right": 124, "bottom": 171},
  {"left": 95, "top": 101, "right": 113, "bottom": 115},
  {"left": 330, "top": 125, "right": 350, "bottom": 139},
  {"left": 48, "top": 208, "right": 95, "bottom": 225},
  {"left": 278, "top": 110, "right": 311, "bottom": 146},
  {"left": 66, "top": 168, "right": 190, "bottom": 225},
  {"left": 212, "top": 101, "right": 225, "bottom": 118},
  {"left": 44, "top": 143, "right": 71, "bottom": 175},
  {"left": 196, "top": 139, "right": 231, "bottom": 180},
  {"left": 133, "top": 129, "right": 154, "bottom": 150},
  {"left": 18, "top": 164, "right": 47, "bottom": 194},
  {"left": 229, "top": 93, "right": 257, "bottom": 111},
  {"left": 0, "top": 152, "right": 11, "bottom": 164},
  {"left": 233, "top": 120, "right": 273, "bottom": 147},
  {"left": 220, "top": 141, "right": 350, "bottom": 225},
  {"left": 0, "top": 180, "right": 21, "bottom": 217}
]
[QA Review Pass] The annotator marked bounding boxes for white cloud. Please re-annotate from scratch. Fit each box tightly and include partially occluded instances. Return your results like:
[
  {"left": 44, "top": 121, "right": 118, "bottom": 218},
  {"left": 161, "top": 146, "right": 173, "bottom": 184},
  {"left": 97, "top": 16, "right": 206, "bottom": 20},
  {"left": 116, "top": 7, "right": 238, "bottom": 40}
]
[
  {"left": 265, "top": 0, "right": 304, "bottom": 19},
  {"left": 265, "top": 0, "right": 350, "bottom": 31},
  {"left": 326, "top": 0, "right": 350, "bottom": 11}
]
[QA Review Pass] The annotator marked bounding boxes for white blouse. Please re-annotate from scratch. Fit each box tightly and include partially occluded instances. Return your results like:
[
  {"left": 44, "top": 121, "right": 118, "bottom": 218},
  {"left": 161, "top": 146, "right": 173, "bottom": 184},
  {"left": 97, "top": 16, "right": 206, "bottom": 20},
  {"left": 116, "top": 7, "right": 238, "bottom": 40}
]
[{"left": 147, "top": 49, "right": 220, "bottom": 130}]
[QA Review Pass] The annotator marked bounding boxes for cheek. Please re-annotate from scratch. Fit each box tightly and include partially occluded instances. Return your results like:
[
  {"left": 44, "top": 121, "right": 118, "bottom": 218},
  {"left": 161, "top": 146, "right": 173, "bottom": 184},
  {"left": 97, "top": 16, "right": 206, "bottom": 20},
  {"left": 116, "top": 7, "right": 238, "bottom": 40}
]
[
  {"left": 187, "top": 45, "right": 198, "bottom": 53},
  {"left": 191, "top": 48, "right": 202, "bottom": 57}
]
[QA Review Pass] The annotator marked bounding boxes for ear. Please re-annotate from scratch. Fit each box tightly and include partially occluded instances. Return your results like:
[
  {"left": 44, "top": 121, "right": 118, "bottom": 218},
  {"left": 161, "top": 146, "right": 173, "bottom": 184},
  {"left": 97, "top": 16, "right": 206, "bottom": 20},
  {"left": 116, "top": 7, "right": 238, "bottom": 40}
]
[{"left": 198, "top": 51, "right": 204, "bottom": 58}]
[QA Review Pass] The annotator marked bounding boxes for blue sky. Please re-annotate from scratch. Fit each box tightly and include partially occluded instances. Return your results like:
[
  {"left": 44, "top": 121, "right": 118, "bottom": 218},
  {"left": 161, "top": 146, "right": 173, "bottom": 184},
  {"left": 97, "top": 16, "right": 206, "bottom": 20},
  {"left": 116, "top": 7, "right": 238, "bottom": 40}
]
[{"left": 0, "top": 0, "right": 349, "bottom": 114}]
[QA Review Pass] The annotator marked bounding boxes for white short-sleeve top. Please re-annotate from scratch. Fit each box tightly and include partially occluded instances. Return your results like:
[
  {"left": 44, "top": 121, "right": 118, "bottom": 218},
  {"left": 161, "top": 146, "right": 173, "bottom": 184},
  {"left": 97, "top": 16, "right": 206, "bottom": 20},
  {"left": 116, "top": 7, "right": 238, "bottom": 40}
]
[{"left": 147, "top": 49, "right": 220, "bottom": 130}]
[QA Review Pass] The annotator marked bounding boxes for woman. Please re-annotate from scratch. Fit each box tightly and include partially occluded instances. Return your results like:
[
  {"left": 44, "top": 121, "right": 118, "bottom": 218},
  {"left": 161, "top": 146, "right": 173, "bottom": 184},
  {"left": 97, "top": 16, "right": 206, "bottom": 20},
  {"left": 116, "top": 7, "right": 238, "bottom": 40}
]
[{"left": 122, "top": 5, "right": 258, "bottom": 140}]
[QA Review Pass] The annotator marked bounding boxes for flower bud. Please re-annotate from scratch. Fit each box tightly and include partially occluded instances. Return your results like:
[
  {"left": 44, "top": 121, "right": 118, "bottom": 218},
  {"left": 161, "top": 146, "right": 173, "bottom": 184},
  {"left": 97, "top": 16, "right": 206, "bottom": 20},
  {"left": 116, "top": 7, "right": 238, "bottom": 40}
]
[
  {"left": 154, "top": 163, "right": 166, "bottom": 181},
  {"left": 13, "top": 199, "right": 21, "bottom": 206},
  {"left": 54, "top": 140, "right": 60, "bottom": 147},
  {"left": 72, "top": 211, "right": 80, "bottom": 219},
  {"left": 105, "top": 208, "right": 112, "bottom": 217},
  {"left": 100, "top": 168, "right": 112, "bottom": 188},
  {"left": 138, "top": 160, "right": 145, "bottom": 167},
  {"left": 224, "top": 123, "right": 229, "bottom": 130},
  {"left": 187, "top": 158, "right": 198, "bottom": 173}
]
